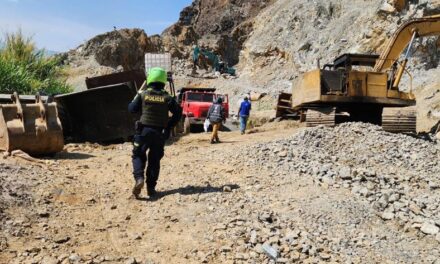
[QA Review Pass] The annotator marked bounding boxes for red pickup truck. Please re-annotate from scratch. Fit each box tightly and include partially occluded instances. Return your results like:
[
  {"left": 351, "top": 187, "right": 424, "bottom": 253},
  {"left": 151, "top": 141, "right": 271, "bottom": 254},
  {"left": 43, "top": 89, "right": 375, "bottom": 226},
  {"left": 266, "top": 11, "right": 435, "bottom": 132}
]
[{"left": 177, "top": 87, "right": 229, "bottom": 133}]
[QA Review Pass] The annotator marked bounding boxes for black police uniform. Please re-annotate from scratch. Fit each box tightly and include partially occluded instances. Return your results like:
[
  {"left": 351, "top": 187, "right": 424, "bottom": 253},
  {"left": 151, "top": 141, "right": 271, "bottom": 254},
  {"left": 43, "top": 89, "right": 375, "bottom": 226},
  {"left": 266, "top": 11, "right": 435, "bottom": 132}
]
[{"left": 128, "top": 84, "right": 181, "bottom": 192}]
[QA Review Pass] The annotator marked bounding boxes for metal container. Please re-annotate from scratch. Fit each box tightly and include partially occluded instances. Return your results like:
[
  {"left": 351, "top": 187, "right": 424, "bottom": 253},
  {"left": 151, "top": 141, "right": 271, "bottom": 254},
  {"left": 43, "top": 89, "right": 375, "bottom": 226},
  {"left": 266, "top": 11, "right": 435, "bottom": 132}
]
[{"left": 55, "top": 83, "right": 139, "bottom": 142}]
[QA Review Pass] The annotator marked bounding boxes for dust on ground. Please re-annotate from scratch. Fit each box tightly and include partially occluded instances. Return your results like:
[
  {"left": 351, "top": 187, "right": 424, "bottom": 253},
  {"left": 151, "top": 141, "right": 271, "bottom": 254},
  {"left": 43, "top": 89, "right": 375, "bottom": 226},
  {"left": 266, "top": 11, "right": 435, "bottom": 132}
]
[{"left": 1, "top": 121, "right": 439, "bottom": 264}]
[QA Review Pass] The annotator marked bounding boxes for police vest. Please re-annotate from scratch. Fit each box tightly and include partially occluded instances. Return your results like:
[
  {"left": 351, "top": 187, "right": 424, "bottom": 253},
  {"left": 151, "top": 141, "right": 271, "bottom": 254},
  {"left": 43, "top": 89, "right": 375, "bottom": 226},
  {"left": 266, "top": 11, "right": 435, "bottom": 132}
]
[{"left": 140, "top": 88, "right": 171, "bottom": 128}]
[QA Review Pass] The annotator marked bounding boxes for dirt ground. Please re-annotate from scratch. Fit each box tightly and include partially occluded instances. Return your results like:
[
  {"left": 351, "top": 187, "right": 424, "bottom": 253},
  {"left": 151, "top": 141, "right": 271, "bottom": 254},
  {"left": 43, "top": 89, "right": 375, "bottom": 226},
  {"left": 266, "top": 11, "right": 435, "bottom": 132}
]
[{"left": 1, "top": 121, "right": 439, "bottom": 264}]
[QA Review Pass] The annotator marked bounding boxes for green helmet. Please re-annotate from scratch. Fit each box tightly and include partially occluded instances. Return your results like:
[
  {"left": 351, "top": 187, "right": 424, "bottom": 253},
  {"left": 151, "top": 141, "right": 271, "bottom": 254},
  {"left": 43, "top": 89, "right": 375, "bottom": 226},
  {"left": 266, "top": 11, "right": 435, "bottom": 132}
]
[{"left": 147, "top": 67, "right": 167, "bottom": 85}]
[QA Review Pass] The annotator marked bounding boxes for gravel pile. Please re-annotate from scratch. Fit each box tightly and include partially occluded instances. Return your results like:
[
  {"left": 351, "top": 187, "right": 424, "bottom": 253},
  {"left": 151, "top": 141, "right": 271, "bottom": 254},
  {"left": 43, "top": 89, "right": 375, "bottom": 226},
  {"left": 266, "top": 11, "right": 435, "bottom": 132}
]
[
  {"left": 239, "top": 123, "right": 440, "bottom": 236},
  {"left": 206, "top": 197, "right": 384, "bottom": 263},
  {"left": 202, "top": 123, "right": 440, "bottom": 263}
]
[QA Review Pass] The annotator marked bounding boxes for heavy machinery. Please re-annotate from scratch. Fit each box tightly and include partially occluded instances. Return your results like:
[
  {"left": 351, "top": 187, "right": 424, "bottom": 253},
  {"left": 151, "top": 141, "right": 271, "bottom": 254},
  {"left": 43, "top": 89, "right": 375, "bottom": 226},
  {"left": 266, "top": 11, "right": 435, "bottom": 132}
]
[
  {"left": 176, "top": 87, "right": 229, "bottom": 133},
  {"left": 193, "top": 46, "right": 236, "bottom": 75},
  {"left": 54, "top": 83, "right": 139, "bottom": 142},
  {"left": 0, "top": 93, "right": 64, "bottom": 155},
  {"left": 85, "top": 69, "right": 145, "bottom": 90},
  {"left": 276, "top": 15, "right": 440, "bottom": 133},
  {"left": 0, "top": 52, "right": 199, "bottom": 154},
  {"left": 52, "top": 70, "right": 145, "bottom": 143},
  {"left": 54, "top": 53, "right": 177, "bottom": 143}
]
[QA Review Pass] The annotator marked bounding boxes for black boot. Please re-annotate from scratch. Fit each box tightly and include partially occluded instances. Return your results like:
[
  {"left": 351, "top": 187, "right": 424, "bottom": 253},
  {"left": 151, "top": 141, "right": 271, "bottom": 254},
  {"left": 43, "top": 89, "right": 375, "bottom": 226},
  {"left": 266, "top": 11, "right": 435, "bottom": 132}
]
[
  {"left": 132, "top": 178, "right": 144, "bottom": 198},
  {"left": 147, "top": 186, "right": 158, "bottom": 198}
]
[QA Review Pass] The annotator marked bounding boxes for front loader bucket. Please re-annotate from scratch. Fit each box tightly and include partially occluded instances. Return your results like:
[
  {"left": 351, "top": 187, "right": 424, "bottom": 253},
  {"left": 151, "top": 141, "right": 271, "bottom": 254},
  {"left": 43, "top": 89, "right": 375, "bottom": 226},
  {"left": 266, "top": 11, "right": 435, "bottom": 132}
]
[
  {"left": 0, "top": 93, "right": 64, "bottom": 155},
  {"left": 54, "top": 83, "right": 139, "bottom": 143}
]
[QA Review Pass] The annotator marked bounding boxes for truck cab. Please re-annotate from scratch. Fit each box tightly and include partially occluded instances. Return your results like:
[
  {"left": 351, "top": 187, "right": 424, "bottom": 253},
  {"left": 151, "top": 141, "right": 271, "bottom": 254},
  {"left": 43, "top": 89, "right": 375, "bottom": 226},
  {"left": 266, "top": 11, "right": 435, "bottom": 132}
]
[{"left": 177, "top": 87, "right": 229, "bottom": 133}]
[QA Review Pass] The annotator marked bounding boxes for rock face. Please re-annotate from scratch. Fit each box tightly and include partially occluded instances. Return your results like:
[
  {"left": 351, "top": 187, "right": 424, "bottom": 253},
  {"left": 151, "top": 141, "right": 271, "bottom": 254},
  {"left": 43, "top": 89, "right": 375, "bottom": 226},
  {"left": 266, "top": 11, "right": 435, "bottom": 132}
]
[
  {"left": 181, "top": 0, "right": 270, "bottom": 37},
  {"left": 164, "top": 0, "right": 439, "bottom": 132},
  {"left": 62, "top": 0, "right": 440, "bottom": 130},
  {"left": 238, "top": 0, "right": 439, "bottom": 86},
  {"left": 161, "top": 0, "right": 272, "bottom": 64},
  {"left": 161, "top": 24, "right": 198, "bottom": 58},
  {"left": 66, "top": 28, "right": 161, "bottom": 71},
  {"left": 232, "top": 0, "right": 440, "bottom": 131},
  {"left": 63, "top": 0, "right": 440, "bottom": 77},
  {"left": 63, "top": 28, "right": 162, "bottom": 90}
]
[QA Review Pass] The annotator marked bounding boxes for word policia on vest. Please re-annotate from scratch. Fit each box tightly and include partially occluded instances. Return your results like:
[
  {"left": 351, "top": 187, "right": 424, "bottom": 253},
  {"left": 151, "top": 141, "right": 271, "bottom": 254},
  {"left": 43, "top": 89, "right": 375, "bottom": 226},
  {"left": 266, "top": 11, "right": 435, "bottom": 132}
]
[{"left": 144, "top": 95, "right": 166, "bottom": 103}]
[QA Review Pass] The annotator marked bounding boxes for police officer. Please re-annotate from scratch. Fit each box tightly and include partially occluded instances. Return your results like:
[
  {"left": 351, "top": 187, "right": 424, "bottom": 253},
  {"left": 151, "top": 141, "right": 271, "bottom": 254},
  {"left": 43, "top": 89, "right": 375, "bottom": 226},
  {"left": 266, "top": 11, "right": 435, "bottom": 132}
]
[{"left": 128, "top": 67, "right": 182, "bottom": 198}]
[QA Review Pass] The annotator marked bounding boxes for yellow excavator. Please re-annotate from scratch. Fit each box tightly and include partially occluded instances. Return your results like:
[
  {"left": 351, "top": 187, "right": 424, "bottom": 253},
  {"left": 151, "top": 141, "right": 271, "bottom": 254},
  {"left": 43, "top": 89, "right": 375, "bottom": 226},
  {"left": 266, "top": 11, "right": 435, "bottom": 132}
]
[{"left": 276, "top": 15, "right": 440, "bottom": 133}]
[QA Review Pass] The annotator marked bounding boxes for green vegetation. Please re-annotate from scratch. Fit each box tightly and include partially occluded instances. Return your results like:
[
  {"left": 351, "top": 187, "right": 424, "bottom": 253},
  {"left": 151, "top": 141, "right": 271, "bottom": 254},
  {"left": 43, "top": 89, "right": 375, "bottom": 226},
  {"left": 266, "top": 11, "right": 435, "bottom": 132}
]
[{"left": 0, "top": 30, "right": 72, "bottom": 95}]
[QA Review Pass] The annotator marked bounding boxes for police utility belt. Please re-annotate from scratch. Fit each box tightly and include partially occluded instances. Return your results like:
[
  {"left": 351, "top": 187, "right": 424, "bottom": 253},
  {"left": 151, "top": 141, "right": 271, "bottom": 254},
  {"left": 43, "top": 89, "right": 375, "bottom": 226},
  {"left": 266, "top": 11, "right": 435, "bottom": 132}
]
[{"left": 135, "top": 121, "right": 164, "bottom": 134}]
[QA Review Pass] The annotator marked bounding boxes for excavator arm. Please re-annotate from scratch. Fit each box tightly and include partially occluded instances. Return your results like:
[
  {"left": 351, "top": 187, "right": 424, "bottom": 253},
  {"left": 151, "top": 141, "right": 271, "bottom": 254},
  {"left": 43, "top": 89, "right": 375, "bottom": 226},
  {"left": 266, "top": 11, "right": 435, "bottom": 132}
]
[{"left": 374, "top": 15, "right": 440, "bottom": 72}]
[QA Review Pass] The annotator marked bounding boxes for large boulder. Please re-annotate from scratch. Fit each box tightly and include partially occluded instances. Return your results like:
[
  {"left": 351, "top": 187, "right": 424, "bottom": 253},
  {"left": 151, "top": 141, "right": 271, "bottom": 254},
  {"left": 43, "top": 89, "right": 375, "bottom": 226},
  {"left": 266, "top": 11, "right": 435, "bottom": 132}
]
[
  {"left": 80, "top": 28, "right": 160, "bottom": 70},
  {"left": 161, "top": 24, "right": 198, "bottom": 59},
  {"left": 62, "top": 28, "right": 162, "bottom": 91}
]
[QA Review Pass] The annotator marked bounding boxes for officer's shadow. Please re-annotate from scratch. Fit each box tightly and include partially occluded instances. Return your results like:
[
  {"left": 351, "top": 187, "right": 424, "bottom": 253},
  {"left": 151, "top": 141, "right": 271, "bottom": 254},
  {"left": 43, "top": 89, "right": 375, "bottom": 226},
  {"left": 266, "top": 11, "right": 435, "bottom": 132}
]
[{"left": 136, "top": 184, "right": 240, "bottom": 202}]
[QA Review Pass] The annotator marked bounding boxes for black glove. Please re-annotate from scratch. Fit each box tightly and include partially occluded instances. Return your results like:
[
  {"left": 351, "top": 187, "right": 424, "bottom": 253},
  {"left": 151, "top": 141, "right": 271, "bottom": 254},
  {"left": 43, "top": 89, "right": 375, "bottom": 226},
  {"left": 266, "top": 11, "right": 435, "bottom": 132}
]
[{"left": 162, "top": 128, "right": 171, "bottom": 141}]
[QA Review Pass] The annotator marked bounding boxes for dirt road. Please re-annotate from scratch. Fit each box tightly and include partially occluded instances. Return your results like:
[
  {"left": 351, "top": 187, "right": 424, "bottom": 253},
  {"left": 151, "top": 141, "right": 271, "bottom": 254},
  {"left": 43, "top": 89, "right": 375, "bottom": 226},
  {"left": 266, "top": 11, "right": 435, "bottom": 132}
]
[{"left": 1, "top": 122, "right": 439, "bottom": 264}]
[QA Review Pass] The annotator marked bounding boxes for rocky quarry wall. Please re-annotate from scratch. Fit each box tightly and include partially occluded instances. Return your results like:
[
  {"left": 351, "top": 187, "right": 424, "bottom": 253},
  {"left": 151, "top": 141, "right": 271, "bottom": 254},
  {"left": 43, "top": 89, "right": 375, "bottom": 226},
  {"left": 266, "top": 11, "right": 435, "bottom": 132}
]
[
  {"left": 63, "top": 0, "right": 440, "bottom": 131},
  {"left": 62, "top": 29, "right": 163, "bottom": 90}
]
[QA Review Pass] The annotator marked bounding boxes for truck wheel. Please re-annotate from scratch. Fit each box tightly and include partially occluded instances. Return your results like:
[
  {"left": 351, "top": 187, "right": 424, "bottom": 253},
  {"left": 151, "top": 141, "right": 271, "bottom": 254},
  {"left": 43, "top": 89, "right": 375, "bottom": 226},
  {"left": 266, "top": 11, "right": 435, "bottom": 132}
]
[{"left": 183, "top": 117, "right": 191, "bottom": 134}]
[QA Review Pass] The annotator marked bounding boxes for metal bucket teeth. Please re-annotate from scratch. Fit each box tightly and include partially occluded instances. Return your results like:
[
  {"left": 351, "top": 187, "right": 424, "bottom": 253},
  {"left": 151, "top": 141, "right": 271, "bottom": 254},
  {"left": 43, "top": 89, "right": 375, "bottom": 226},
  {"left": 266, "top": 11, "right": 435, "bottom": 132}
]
[
  {"left": 305, "top": 108, "right": 336, "bottom": 127},
  {"left": 0, "top": 93, "right": 64, "bottom": 155},
  {"left": 382, "top": 107, "right": 416, "bottom": 133}
]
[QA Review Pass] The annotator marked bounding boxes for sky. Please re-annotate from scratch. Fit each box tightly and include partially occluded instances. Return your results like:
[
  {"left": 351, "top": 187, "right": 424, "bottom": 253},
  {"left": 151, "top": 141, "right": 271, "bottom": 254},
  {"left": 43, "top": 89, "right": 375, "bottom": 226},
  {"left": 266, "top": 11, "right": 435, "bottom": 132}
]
[{"left": 0, "top": 0, "right": 192, "bottom": 52}]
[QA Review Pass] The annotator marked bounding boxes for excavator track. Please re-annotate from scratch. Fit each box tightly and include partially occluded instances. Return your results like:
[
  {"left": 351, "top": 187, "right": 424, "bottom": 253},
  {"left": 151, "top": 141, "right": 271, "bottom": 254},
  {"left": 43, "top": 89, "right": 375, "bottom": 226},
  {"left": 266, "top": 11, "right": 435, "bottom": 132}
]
[
  {"left": 382, "top": 107, "right": 416, "bottom": 133},
  {"left": 305, "top": 108, "right": 336, "bottom": 127}
]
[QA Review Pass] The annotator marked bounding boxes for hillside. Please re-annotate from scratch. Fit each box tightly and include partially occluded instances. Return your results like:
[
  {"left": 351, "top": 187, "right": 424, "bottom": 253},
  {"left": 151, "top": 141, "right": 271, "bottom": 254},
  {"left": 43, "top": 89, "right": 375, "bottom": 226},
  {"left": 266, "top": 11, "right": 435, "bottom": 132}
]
[
  {"left": 62, "top": 0, "right": 440, "bottom": 131},
  {"left": 3, "top": 2, "right": 440, "bottom": 263}
]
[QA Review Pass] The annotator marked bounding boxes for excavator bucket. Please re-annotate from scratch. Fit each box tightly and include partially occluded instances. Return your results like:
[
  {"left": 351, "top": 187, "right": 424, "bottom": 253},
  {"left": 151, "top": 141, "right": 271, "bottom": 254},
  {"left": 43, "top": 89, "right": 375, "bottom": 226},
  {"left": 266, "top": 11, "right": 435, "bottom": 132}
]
[
  {"left": 0, "top": 93, "right": 64, "bottom": 155},
  {"left": 54, "top": 83, "right": 139, "bottom": 143}
]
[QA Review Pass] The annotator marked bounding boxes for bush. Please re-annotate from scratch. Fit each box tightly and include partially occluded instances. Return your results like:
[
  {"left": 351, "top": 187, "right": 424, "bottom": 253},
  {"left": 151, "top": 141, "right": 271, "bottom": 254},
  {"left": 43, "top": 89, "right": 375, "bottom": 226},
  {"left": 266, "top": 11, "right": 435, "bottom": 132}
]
[{"left": 0, "top": 30, "right": 72, "bottom": 95}]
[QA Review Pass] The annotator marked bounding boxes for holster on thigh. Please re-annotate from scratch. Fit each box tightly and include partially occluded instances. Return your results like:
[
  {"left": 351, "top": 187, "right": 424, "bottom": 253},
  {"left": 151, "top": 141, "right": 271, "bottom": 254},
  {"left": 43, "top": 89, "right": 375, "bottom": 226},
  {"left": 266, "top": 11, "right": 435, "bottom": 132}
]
[{"left": 132, "top": 135, "right": 144, "bottom": 157}]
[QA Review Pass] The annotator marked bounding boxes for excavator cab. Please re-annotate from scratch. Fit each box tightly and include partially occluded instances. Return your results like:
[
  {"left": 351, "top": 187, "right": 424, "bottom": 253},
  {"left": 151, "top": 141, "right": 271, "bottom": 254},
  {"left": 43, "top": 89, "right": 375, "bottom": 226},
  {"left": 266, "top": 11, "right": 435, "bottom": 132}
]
[
  {"left": 0, "top": 93, "right": 64, "bottom": 155},
  {"left": 320, "top": 54, "right": 380, "bottom": 95}
]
